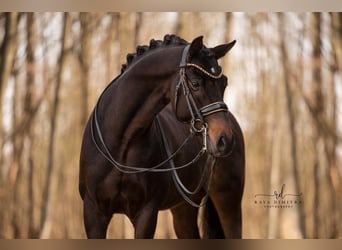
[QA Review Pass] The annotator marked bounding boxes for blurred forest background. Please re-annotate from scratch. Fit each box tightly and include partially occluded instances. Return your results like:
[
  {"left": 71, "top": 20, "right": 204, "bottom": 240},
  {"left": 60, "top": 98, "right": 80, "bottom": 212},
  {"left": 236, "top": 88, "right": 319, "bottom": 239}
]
[{"left": 0, "top": 12, "right": 342, "bottom": 239}]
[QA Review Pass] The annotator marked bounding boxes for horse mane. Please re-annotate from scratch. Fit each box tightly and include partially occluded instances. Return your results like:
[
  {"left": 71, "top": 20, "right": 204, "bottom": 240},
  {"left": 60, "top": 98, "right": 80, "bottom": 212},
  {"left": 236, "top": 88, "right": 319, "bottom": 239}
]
[{"left": 121, "top": 34, "right": 189, "bottom": 73}]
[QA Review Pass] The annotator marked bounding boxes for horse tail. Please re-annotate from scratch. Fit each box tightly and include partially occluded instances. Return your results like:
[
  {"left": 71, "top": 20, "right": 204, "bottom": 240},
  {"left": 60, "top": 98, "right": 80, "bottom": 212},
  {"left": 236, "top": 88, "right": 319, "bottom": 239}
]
[{"left": 201, "top": 196, "right": 225, "bottom": 238}]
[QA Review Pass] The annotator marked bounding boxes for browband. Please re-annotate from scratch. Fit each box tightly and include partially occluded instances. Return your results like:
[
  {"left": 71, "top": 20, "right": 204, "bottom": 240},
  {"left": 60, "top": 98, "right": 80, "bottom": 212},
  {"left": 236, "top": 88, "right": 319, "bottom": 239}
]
[{"left": 179, "top": 44, "right": 222, "bottom": 79}]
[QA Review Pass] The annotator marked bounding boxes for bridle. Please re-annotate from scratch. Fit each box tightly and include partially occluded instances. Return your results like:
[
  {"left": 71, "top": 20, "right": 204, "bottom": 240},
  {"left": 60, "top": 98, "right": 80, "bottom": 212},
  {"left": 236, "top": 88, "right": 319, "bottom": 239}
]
[
  {"left": 91, "top": 44, "right": 231, "bottom": 207},
  {"left": 166, "top": 44, "right": 230, "bottom": 206},
  {"left": 174, "top": 44, "right": 229, "bottom": 145}
]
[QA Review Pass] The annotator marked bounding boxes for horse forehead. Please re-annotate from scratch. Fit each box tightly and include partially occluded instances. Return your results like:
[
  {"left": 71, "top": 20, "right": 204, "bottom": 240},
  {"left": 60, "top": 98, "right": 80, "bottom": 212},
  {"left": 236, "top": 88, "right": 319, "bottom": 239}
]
[
  {"left": 198, "top": 47, "right": 213, "bottom": 58},
  {"left": 197, "top": 48, "right": 217, "bottom": 64},
  {"left": 193, "top": 49, "right": 220, "bottom": 74}
]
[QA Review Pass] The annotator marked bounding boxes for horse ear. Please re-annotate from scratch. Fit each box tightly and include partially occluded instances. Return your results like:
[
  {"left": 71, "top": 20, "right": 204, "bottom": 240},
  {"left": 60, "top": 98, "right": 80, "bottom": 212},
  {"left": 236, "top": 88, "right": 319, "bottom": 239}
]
[
  {"left": 189, "top": 36, "right": 203, "bottom": 58},
  {"left": 211, "top": 40, "right": 236, "bottom": 59}
]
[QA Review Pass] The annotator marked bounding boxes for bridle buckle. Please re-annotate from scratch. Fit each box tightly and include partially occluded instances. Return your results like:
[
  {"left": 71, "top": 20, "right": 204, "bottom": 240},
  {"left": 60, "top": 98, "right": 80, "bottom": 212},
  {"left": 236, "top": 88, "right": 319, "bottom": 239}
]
[{"left": 191, "top": 119, "right": 207, "bottom": 134}]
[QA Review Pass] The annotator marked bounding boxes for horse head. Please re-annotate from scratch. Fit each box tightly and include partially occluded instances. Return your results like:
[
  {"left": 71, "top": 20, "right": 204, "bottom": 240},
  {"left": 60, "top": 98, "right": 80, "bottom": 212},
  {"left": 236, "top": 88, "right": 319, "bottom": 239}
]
[{"left": 172, "top": 36, "right": 236, "bottom": 157}]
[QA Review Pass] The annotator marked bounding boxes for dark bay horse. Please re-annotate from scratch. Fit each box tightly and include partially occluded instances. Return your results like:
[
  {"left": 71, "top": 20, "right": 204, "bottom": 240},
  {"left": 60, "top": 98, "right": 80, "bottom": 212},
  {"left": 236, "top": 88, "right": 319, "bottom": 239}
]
[{"left": 79, "top": 34, "right": 245, "bottom": 238}]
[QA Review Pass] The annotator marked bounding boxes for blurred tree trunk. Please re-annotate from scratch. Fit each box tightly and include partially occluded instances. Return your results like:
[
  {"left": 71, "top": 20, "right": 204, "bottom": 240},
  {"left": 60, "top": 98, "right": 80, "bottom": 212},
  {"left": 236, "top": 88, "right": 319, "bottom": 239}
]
[
  {"left": 176, "top": 12, "right": 189, "bottom": 38},
  {"left": 308, "top": 13, "right": 340, "bottom": 238},
  {"left": 10, "top": 13, "right": 38, "bottom": 238},
  {"left": 176, "top": 13, "right": 203, "bottom": 40},
  {"left": 329, "top": 12, "right": 342, "bottom": 237},
  {"left": 293, "top": 13, "right": 340, "bottom": 238},
  {"left": 105, "top": 13, "right": 120, "bottom": 80},
  {"left": 79, "top": 13, "right": 91, "bottom": 127},
  {"left": 225, "top": 13, "right": 233, "bottom": 42},
  {"left": 245, "top": 14, "right": 272, "bottom": 238},
  {"left": 306, "top": 12, "right": 340, "bottom": 238},
  {"left": 10, "top": 71, "right": 24, "bottom": 238},
  {"left": 323, "top": 48, "right": 340, "bottom": 237},
  {"left": 310, "top": 12, "right": 323, "bottom": 239},
  {"left": 277, "top": 13, "right": 305, "bottom": 238},
  {"left": 221, "top": 13, "right": 234, "bottom": 75},
  {"left": 0, "top": 12, "right": 18, "bottom": 183},
  {"left": 0, "top": 12, "right": 18, "bottom": 104},
  {"left": 118, "top": 13, "right": 136, "bottom": 68},
  {"left": 40, "top": 13, "right": 71, "bottom": 238},
  {"left": 2, "top": 13, "right": 23, "bottom": 238},
  {"left": 25, "top": 12, "right": 38, "bottom": 238},
  {"left": 331, "top": 13, "right": 342, "bottom": 75},
  {"left": 135, "top": 13, "right": 142, "bottom": 45}
]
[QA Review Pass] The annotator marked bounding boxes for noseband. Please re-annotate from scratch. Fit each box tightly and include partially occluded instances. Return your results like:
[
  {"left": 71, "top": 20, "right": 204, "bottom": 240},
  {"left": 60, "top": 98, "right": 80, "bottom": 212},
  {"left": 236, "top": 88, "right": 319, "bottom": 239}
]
[{"left": 175, "top": 44, "right": 229, "bottom": 136}]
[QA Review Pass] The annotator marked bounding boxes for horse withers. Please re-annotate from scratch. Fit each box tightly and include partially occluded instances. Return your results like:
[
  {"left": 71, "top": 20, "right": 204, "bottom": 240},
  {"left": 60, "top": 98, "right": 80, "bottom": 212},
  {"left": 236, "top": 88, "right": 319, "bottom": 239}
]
[{"left": 79, "top": 34, "right": 245, "bottom": 238}]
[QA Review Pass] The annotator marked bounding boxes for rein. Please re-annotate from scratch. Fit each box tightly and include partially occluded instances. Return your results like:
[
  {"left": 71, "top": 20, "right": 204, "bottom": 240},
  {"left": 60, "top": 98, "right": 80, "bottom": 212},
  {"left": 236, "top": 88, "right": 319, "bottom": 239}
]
[
  {"left": 156, "top": 115, "right": 215, "bottom": 208},
  {"left": 91, "top": 107, "right": 205, "bottom": 173}
]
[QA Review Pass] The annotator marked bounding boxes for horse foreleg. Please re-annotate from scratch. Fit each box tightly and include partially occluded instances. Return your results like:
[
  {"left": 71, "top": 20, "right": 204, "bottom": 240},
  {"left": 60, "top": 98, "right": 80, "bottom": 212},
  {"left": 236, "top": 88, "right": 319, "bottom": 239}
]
[
  {"left": 83, "top": 195, "right": 111, "bottom": 239},
  {"left": 209, "top": 151, "right": 244, "bottom": 238},
  {"left": 171, "top": 203, "right": 200, "bottom": 238},
  {"left": 209, "top": 182, "right": 243, "bottom": 238},
  {"left": 132, "top": 203, "right": 159, "bottom": 239}
]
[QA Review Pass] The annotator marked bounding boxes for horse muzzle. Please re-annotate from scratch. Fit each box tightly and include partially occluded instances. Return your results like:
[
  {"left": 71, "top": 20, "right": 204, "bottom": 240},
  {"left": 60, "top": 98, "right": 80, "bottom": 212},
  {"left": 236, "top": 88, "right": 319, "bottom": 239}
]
[{"left": 205, "top": 116, "right": 235, "bottom": 158}]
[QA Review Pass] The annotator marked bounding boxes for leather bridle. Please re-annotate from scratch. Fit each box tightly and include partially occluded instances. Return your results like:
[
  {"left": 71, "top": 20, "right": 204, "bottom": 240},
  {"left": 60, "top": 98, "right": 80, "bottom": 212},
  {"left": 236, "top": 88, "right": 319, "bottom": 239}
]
[{"left": 174, "top": 44, "right": 229, "bottom": 141}]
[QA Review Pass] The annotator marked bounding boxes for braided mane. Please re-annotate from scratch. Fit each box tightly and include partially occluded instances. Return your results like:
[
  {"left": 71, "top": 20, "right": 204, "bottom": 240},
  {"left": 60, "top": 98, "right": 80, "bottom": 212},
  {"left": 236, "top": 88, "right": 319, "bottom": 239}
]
[{"left": 121, "top": 34, "right": 188, "bottom": 73}]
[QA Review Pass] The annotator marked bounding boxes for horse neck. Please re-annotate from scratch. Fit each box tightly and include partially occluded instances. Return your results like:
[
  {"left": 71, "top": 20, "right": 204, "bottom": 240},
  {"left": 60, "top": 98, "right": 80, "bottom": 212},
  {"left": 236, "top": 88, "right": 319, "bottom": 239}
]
[{"left": 99, "top": 46, "right": 183, "bottom": 160}]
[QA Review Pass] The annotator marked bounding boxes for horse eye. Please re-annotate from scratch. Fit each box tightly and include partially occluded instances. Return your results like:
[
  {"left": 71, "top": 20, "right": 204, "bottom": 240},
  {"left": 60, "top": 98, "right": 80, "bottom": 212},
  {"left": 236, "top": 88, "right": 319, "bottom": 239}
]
[{"left": 192, "top": 80, "right": 200, "bottom": 88}]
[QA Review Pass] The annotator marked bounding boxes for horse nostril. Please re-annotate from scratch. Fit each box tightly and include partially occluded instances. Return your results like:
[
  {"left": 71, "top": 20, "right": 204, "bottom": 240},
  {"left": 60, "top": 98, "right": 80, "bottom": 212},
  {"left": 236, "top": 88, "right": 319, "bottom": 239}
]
[
  {"left": 217, "top": 134, "right": 228, "bottom": 153},
  {"left": 216, "top": 133, "right": 234, "bottom": 155}
]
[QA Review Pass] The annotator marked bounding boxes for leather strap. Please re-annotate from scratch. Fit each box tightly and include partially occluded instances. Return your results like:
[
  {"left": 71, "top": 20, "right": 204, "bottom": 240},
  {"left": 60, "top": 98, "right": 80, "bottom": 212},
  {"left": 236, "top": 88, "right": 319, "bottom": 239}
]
[
  {"left": 179, "top": 44, "right": 190, "bottom": 67},
  {"left": 156, "top": 115, "right": 212, "bottom": 208},
  {"left": 200, "top": 102, "right": 228, "bottom": 117}
]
